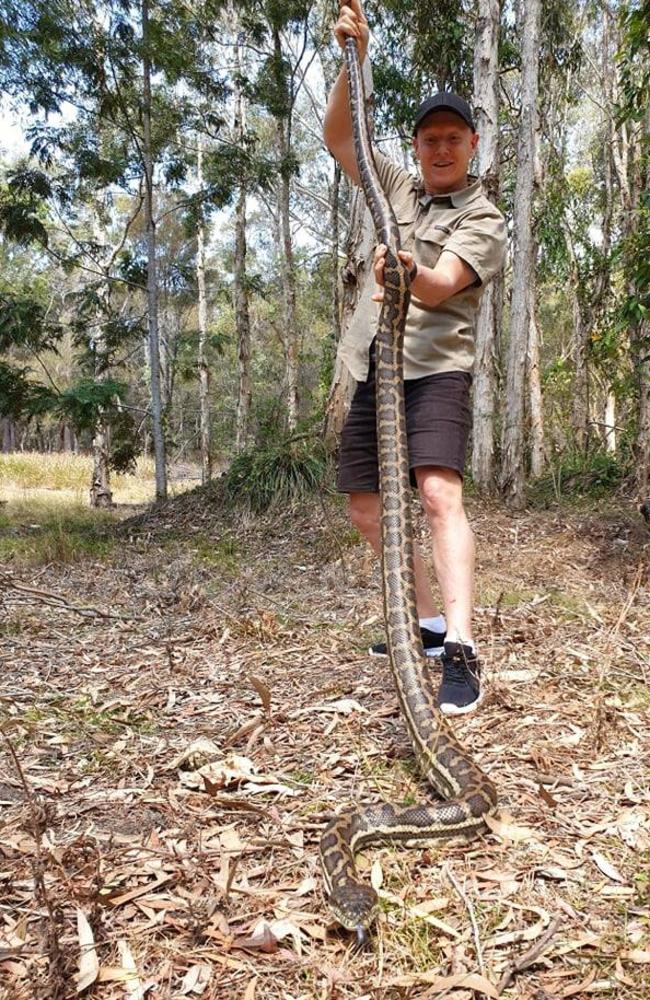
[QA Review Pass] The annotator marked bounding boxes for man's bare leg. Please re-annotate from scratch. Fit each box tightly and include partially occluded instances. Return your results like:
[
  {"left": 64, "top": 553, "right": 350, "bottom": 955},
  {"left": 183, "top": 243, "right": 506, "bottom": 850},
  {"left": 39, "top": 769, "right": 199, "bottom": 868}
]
[
  {"left": 414, "top": 466, "right": 474, "bottom": 644},
  {"left": 347, "top": 491, "right": 442, "bottom": 619}
]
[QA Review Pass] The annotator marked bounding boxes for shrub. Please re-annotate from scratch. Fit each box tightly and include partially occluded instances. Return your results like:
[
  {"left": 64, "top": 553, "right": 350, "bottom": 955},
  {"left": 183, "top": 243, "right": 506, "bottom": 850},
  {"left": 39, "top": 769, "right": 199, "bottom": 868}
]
[{"left": 224, "top": 435, "right": 330, "bottom": 512}]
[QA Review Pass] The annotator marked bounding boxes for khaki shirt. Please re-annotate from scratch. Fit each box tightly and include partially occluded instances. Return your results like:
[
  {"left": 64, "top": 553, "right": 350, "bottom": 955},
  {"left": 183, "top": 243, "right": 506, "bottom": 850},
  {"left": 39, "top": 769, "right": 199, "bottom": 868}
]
[{"left": 338, "top": 152, "right": 506, "bottom": 382}]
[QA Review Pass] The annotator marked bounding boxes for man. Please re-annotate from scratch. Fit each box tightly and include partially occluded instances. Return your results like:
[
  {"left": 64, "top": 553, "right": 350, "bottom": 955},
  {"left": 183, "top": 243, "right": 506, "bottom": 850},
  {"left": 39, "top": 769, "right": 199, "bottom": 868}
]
[{"left": 324, "top": 0, "right": 506, "bottom": 714}]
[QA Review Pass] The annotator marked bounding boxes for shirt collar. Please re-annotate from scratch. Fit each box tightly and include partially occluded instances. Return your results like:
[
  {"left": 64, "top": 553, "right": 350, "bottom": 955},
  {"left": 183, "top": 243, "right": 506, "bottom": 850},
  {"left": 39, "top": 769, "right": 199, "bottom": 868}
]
[{"left": 418, "top": 175, "right": 482, "bottom": 209}]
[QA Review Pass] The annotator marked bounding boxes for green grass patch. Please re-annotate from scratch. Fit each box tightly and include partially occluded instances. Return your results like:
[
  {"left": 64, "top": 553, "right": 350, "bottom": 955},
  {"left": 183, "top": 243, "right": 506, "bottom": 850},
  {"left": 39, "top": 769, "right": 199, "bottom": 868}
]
[
  {"left": 0, "top": 499, "right": 119, "bottom": 566},
  {"left": 190, "top": 533, "right": 240, "bottom": 572},
  {"left": 17, "top": 695, "right": 156, "bottom": 737}
]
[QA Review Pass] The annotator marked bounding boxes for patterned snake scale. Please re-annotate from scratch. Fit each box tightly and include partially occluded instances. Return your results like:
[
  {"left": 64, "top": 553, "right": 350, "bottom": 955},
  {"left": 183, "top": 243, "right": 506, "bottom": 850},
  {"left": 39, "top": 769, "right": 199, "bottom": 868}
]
[{"left": 319, "top": 37, "right": 498, "bottom": 944}]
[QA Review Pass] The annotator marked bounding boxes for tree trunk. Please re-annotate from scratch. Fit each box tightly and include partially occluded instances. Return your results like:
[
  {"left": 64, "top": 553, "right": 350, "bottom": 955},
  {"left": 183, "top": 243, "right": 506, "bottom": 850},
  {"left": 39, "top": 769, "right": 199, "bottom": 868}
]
[
  {"left": 500, "top": 0, "right": 541, "bottom": 508},
  {"left": 233, "top": 30, "right": 252, "bottom": 454},
  {"left": 330, "top": 161, "right": 342, "bottom": 361},
  {"left": 142, "top": 0, "right": 167, "bottom": 500},
  {"left": 631, "top": 102, "right": 650, "bottom": 494},
  {"left": 90, "top": 208, "right": 113, "bottom": 509},
  {"left": 277, "top": 137, "right": 299, "bottom": 433},
  {"left": 471, "top": 0, "right": 502, "bottom": 489},
  {"left": 527, "top": 290, "right": 545, "bottom": 477},
  {"left": 274, "top": 29, "right": 299, "bottom": 433},
  {"left": 2, "top": 418, "right": 16, "bottom": 452},
  {"left": 604, "top": 391, "right": 616, "bottom": 454},
  {"left": 196, "top": 139, "right": 212, "bottom": 482}
]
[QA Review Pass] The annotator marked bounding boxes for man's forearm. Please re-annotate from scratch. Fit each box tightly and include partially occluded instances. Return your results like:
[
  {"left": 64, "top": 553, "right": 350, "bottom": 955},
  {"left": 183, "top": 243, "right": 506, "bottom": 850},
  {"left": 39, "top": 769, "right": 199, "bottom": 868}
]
[
  {"left": 323, "top": 65, "right": 353, "bottom": 153},
  {"left": 409, "top": 255, "right": 476, "bottom": 309}
]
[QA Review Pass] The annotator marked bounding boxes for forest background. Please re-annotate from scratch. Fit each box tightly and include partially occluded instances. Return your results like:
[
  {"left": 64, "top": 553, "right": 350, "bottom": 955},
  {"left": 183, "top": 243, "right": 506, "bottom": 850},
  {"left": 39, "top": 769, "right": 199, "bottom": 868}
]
[{"left": 0, "top": 0, "right": 649, "bottom": 509}]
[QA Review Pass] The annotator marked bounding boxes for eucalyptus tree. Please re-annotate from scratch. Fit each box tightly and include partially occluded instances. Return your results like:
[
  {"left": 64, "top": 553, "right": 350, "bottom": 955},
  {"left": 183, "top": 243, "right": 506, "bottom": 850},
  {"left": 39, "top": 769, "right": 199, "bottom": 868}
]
[
  {"left": 471, "top": 0, "right": 502, "bottom": 489},
  {"left": 500, "top": 0, "right": 541, "bottom": 508},
  {"left": 0, "top": 0, "right": 234, "bottom": 499},
  {"left": 617, "top": 0, "right": 650, "bottom": 493},
  {"left": 248, "top": 0, "right": 316, "bottom": 433}
]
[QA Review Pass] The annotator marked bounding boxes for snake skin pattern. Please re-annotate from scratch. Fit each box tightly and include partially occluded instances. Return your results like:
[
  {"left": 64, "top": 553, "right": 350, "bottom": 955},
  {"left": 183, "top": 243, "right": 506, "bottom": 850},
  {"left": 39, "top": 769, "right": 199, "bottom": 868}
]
[{"left": 320, "top": 37, "right": 497, "bottom": 942}]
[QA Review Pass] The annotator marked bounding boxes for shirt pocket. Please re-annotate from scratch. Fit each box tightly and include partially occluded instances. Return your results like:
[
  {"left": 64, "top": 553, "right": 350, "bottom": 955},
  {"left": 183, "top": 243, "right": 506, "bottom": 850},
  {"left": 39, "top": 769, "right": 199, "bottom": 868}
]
[
  {"left": 394, "top": 208, "right": 416, "bottom": 250},
  {"left": 414, "top": 220, "right": 452, "bottom": 269}
]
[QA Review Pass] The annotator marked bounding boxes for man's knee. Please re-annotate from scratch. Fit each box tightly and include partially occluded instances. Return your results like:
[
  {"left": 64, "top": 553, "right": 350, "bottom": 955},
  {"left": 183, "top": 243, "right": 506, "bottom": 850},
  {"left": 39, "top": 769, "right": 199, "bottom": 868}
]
[
  {"left": 416, "top": 467, "right": 464, "bottom": 522},
  {"left": 348, "top": 491, "right": 380, "bottom": 537}
]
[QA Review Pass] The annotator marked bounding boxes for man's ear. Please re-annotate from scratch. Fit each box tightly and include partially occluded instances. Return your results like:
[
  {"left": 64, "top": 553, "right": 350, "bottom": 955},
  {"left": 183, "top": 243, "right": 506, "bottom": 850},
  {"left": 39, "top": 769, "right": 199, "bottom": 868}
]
[
  {"left": 471, "top": 131, "right": 480, "bottom": 153},
  {"left": 412, "top": 134, "right": 419, "bottom": 160}
]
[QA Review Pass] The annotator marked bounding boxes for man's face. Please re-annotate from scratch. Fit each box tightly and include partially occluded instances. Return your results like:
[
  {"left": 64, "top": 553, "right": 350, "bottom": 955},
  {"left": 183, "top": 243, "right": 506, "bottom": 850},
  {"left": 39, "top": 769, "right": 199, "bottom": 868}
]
[{"left": 412, "top": 111, "right": 479, "bottom": 194}]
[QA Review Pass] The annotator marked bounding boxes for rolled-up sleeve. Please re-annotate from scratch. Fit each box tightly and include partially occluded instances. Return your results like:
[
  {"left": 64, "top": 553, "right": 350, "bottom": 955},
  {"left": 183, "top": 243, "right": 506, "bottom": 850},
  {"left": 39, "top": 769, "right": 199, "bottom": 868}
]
[{"left": 443, "top": 207, "right": 506, "bottom": 286}]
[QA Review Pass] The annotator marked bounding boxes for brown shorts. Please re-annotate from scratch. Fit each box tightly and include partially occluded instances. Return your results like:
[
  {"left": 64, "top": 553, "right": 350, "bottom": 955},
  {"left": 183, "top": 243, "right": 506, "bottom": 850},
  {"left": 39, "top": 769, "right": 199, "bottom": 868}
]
[{"left": 337, "top": 358, "right": 472, "bottom": 493}]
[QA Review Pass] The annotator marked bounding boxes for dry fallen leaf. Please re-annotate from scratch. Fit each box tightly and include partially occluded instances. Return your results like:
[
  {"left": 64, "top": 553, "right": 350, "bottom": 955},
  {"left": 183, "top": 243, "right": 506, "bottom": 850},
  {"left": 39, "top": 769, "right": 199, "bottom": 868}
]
[
  {"left": 389, "top": 971, "right": 499, "bottom": 997},
  {"left": 620, "top": 949, "right": 650, "bottom": 964},
  {"left": 179, "top": 963, "right": 211, "bottom": 995},
  {"left": 242, "top": 978, "right": 258, "bottom": 1000},
  {"left": 561, "top": 969, "right": 597, "bottom": 996},
  {"left": 249, "top": 675, "right": 272, "bottom": 712},
  {"left": 485, "top": 812, "right": 537, "bottom": 843},
  {"left": 118, "top": 940, "right": 144, "bottom": 1000},
  {"left": 370, "top": 859, "right": 383, "bottom": 891},
  {"left": 591, "top": 850, "right": 627, "bottom": 884},
  {"left": 75, "top": 909, "right": 99, "bottom": 993}
]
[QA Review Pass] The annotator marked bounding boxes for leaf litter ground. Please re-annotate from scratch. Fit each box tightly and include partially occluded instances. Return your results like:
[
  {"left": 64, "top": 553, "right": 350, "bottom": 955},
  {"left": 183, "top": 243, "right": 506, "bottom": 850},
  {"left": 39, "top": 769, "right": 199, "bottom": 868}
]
[{"left": 1, "top": 483, "right": 649, "bottom": 1000}]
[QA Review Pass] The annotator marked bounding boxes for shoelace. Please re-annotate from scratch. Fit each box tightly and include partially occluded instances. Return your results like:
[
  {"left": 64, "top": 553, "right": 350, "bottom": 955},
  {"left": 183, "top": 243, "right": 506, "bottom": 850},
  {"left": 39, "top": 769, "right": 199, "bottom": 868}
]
[{"left": 442, "top": 653, "right": 476, "bottom": 686}]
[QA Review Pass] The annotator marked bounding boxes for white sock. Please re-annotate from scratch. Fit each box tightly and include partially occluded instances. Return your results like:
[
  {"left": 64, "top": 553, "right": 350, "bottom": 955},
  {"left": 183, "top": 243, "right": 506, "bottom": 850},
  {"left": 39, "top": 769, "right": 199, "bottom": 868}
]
[
  {"left": 419, "top": 615, "right": 446, "bottom": 634},
  {"left": 445, "top": 633, "right": 476, "bottom": 654}
]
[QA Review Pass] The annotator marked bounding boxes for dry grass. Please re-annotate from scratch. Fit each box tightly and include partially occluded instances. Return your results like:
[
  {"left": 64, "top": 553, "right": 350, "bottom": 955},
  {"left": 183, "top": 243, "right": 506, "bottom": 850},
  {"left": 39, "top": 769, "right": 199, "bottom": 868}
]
[
  {"left": 0, "top": 451, "right": 199, "bottom": 505},
  {"left": 1, "top": 485, "right": 649, "bottom": 999}
]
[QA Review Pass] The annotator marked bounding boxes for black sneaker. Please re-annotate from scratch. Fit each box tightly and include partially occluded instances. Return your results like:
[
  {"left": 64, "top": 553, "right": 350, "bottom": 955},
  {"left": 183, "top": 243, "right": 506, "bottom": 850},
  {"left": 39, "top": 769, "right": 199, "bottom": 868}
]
[
  {"left": 368, "top": 626, "right": 446, "bottom": 659},
  {"left": 437, "top": 641, "right": 482, "bottom": 715}
]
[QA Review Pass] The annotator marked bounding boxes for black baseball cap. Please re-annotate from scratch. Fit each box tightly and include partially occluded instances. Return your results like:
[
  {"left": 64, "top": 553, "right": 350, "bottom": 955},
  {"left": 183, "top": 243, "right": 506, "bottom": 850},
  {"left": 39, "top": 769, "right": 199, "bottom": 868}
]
[{"left": 413, "top": 93, "right": 475, "bottom": 133}]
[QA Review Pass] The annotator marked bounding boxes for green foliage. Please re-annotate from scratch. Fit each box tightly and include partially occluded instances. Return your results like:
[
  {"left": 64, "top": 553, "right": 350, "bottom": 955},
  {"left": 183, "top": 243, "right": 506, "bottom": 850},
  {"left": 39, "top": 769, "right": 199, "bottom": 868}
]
[
  {"left": 224, "top": 435, "right": 329, "bottom": 512},
  {"left": 55, "top": 378, "right": 126, "bottom": 432},
  {"left": 365, "top": 0, "right": 473, "bottom": 135},
  {"left": 529, "top": 448, "right": 626, "bottom": 506},
  {"left": 0, "top": 361, "right": 55, "bottom": 418},
  {"left": 0, "top": 291, "right": 62, "bottom": 352},
  {"left": 0, "top": 171, "right": 50, "bottom": 245}
]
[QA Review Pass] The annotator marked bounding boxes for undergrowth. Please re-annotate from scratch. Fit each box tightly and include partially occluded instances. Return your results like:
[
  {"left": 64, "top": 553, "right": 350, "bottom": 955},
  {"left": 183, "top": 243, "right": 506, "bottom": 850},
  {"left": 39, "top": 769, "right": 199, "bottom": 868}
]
[
  {"left": 0, "top": 500, "right": 118, "bottom": 566},
  {"left": 528, "top": 449, "right": 625, "bottom": 507},
  {"left": 223, "top": 435, "right": 331, "bottom": 512}
]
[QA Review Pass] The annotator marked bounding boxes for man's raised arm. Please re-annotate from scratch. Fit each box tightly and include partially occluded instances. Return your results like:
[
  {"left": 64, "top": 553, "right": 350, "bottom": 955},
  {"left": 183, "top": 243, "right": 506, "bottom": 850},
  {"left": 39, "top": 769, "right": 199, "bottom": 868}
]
[{"left": 323, "top": 1, "right": 370, "bottom": 185}]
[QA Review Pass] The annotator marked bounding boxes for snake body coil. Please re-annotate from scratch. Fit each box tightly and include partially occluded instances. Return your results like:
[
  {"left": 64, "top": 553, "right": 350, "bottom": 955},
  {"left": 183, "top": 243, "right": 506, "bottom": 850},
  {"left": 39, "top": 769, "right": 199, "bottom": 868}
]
[{"left": 320, "top": 38, "right": 497, "bottom": 941}]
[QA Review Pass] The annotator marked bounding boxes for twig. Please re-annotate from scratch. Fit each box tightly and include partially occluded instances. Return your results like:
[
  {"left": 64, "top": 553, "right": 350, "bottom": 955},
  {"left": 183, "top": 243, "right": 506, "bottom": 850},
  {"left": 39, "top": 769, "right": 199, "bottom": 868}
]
[
  {"left": 444, "top": 863, "right": 484, "bottom": 975},
  {"left": 2, "top": 731, "right": 67, "bottom": 998},
  {"left": 610, "top": 558, "right": 644, "bottom": 636},
  {"left": 0, "top": 573, "right": 138, "bottom": 621},
  {"left": 496, "top": 915, "right": 562, "bottom": 994}
]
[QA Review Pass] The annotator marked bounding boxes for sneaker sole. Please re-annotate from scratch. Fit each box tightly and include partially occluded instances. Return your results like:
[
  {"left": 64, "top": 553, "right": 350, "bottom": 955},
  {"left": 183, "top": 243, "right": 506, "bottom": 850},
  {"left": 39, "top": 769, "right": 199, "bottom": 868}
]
[
  {"left": 368, "top": 646, "right": 445, "bottom": 659},
  {"left": 438, "top": 689, "right": 484, "bottom": 716}
]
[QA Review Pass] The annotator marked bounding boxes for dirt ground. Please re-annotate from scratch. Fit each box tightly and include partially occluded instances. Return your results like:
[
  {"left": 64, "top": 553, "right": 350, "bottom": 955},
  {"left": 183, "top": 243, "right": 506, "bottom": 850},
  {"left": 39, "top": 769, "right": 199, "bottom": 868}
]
[{"left": 1, "top": 484, "right": 649, "bottom": 999}]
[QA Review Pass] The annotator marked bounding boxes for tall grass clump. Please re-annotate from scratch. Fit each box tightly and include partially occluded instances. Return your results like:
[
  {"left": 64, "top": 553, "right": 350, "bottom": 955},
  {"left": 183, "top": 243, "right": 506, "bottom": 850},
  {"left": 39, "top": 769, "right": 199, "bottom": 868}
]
[
  {"left": 224, "top": 435, "right": 330, "bottom": 512},
  {"left": 528, "top": 448, "right": 625, "bottom": 507}
]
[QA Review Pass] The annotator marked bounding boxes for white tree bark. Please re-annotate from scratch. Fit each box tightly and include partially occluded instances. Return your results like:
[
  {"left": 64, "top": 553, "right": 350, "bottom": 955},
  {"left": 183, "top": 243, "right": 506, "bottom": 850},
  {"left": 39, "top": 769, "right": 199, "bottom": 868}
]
[
  {"left": 233, "top": 30, "right": 252, "bottom": 454},
  {"left": 142, "top": 0, "right": 167, "bottom": 500},
  {"left": 471, "top": 0, "right": 501, "bottom": 489},
  {"left": 604, "top": 391, "right": 616, "bottom": 454},
  {"left": 196, "top": 139, "right": 212, "bottom": 483},
  {"left": 90, "top": 207, "right": 114, "bottom": 509},
  {"left": 500, "top": 0, "right": 541, "bottom": 508},
  {"left": 527, "top": 290, "right": 545, "bottom": 477}
]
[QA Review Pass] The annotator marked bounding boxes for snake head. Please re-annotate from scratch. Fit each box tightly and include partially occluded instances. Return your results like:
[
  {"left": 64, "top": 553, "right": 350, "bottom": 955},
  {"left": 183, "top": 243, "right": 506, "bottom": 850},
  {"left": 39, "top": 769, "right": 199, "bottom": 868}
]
[{"left": 328, "top": 883, "right": 379, "bottom": 935}]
